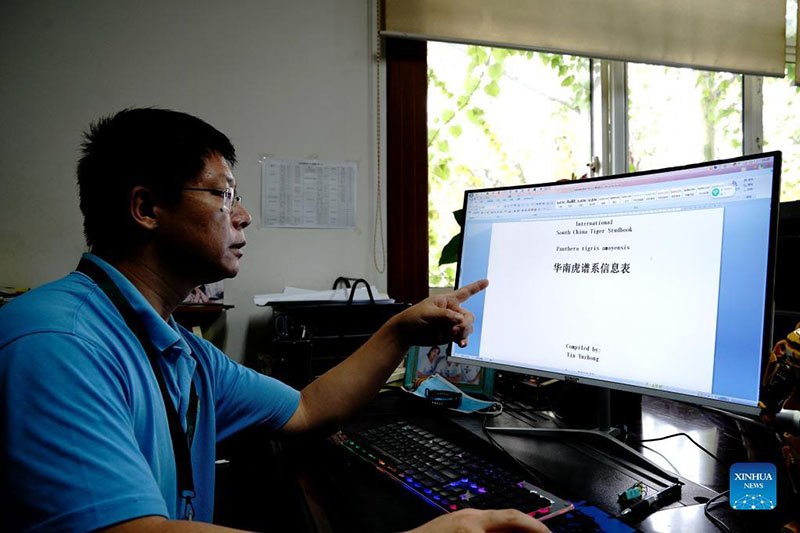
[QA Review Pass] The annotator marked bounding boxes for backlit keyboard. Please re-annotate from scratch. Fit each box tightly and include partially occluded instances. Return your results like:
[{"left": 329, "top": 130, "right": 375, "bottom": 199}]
[{"left": 342, "top": 420, "right": 573, "bottom": 521}]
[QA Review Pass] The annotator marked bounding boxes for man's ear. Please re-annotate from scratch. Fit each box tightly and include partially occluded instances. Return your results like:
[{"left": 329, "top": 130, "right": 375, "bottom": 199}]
[{"left": 129, "top": 186, "right": 159, "bottom": 231}]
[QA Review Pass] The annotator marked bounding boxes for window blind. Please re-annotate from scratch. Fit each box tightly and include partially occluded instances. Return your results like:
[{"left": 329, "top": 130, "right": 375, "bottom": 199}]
[{"left": 384, "top": 0, "right": 786, "bottom": 77}]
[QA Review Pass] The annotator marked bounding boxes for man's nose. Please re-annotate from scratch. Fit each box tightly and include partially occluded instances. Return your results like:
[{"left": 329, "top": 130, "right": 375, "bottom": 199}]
[{"left": 232, "top": 203, "right": 252, "bottom": 229}]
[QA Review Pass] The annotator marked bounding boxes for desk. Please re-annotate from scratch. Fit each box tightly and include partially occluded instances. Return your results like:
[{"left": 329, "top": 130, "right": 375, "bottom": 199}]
[{"left": 215, "top": 390, "right": 795, "bottom": 532}]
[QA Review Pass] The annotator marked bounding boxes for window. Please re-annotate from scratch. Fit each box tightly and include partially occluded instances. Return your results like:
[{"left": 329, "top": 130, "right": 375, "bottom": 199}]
[
  {"left": 628, "top": 65, "right": 742, "bottom": 172},
  {"left": 427, "top": 43, "right": 591, "bottom": 287},
  {"left": 764, "top": 65, "right": 800, "bottom": 201},
  {"left": 419, "top": 0, "right": 799, "bottom": 287},
  {"left": 763, "top": 0, "right": 799, "bottom": 201}
]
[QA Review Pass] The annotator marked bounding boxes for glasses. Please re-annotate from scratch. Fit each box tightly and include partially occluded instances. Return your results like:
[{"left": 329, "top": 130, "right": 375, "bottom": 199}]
[{"left": 182, "top": 187, "right": 242, "bottom": 212}]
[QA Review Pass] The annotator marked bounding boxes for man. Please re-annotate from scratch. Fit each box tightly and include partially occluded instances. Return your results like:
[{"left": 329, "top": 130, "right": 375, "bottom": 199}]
[{"left": 0, "top": 108, "right": 547, "bottom": 532}]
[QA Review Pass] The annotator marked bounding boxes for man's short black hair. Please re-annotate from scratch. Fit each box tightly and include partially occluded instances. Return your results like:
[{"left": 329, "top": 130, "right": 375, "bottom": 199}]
[{"left": 77, "top": 107, "right": 236, "bottom": 254}]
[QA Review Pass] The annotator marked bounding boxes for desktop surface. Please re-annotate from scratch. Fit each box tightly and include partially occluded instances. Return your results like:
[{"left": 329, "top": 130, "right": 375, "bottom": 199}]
[
  {"left": 213, "top": 386, "right": 793, "bottom": 532},
  {"left": 236, "top": 388, "right": 790, "bottom": 533}
]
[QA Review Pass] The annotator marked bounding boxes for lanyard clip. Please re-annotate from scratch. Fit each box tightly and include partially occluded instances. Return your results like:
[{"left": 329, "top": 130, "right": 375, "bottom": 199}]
[{"left": 182, "top": 489, "right": 196, "bottom": 521}]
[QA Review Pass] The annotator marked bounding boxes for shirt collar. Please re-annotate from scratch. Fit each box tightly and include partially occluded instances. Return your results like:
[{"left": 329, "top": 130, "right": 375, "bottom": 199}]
[{"left": 80, "top": 253, "right": 186, "bottom": 354}]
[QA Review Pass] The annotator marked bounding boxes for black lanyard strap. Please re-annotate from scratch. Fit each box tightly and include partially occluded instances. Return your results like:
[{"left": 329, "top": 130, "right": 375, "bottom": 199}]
[{"left": 76, "top": 258, "right": 199, "bottom": 520}]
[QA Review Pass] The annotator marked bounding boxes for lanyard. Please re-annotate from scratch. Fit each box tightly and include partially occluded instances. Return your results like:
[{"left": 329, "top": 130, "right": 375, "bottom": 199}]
[{"left": 76, "top": 258, "right": 200, "bottom": 520}]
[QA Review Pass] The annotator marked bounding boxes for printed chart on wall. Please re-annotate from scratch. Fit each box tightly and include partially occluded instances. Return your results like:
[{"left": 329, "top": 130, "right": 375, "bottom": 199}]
[{"left": 260, "top": 157, "right": 357, "bottom": 229}]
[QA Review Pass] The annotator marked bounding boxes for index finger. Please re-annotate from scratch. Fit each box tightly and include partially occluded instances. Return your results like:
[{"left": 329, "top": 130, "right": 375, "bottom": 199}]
[{"left": 452, "top": 279, "right": 489, "bottom": 303}]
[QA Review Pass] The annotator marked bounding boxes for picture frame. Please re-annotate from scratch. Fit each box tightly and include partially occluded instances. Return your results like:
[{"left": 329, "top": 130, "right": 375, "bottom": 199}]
[
  {"left": 182, "top": 280, "right": 225, "bottom": 305},
  {"left": 404, "top": 344, "right": 495, "bottom": 398}
]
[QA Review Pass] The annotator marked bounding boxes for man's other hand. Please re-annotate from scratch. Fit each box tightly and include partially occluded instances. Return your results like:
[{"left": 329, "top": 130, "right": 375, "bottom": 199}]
[
  {"left": 390, "top": 279, "right": 489, "bottom": 349},
  {"left": 407, "top": 508, "right": 550, "bottom": 533}
]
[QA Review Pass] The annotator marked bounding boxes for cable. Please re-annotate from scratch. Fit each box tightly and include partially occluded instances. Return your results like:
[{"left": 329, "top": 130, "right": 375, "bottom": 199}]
[
  {"left": 372, "top": 0, "right": 386, "bottom": 274},
  {"left": 703, "top": 490, "right": 731, "bottom": 532},
  {"left": 638, "top": 444, "right": 682, "bottom": 476},
  {"left": 481, "top": 414, "right": 545, "bottom": 488},
  {"left": 627, "top": 432, "right": 723, "bottom": 464}
]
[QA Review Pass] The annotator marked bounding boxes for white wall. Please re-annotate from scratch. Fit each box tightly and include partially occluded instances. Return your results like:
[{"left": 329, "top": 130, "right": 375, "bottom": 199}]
[{"left": 0, "top": 0, "right": 385, "bottom": 363}]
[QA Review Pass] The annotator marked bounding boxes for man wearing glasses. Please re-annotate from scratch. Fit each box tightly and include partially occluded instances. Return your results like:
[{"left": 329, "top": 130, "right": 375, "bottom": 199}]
[{"left": 0, "top": 108, "right": 547, "bottom": 533}]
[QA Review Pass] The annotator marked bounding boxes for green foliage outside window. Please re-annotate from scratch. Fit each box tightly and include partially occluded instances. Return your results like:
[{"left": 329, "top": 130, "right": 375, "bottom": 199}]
[
  {"left": 427, "top": 44, "right": 590, "bottom": 287},
  {"left": 428, "top": 34, "right": 800, "bottom": 289},
  {"left": 764, "top": 63, "right": 800, "bottom": 202},
  {"left": 628, "top": 65, "right": 742, "bottom": 174}
]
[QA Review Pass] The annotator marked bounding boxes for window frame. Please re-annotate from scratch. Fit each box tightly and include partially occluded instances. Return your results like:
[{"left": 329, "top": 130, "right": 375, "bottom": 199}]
[{"left": 386, "top": 40, "right": 797, "bottom": 292}]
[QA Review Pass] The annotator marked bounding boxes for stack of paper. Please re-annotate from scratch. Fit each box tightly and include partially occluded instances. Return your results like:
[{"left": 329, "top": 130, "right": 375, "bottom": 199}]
[{"left": 254, "top": 286, "right": 394, "bottom": 306}]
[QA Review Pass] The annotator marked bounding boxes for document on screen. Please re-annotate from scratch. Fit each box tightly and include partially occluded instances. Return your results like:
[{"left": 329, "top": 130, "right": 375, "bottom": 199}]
[{"left": 479, "top": 208, "right": 724, "bottom": 393}]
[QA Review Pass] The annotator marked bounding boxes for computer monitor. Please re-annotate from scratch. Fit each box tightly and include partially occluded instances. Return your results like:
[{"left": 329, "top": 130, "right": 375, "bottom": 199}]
[{"left": 450, "top": 152, "right": 782, "bottom": 417}]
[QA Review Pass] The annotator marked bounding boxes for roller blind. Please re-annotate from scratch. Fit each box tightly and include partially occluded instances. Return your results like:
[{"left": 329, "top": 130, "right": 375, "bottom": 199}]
[{"left": 384, "top": 0, "right": 786, "bottom": 77}]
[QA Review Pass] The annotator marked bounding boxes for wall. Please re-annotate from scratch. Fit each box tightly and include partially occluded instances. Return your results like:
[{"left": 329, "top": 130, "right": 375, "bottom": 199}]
[{"left": 0, "top": 0, "right": 385, "bottom": 363}]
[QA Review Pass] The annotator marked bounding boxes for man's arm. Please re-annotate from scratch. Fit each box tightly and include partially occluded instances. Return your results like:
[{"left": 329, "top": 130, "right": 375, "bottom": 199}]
[
  {"left": 408, "top": 509, "right": 550, "bottom": 533},
  {"left": 101, "top": 508, "right": 549, "bottom": 533},
  {"left": 101, "top": 516, "right": 239, "bottom": 532},
  {"left": 272, "top": 280, "right": 550, "bottom": 533},
  {"left": 280, "top": 279, "right": 488, "bottom": 434}
]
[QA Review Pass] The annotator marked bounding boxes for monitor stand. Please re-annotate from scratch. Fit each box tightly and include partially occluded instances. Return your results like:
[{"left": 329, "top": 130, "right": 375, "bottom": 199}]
[
  {"left": 595, "top": 387, "right": 621, "bottom": 437},
  {"left": 487, "top": 388, "right": 682, "bottom": 486}
]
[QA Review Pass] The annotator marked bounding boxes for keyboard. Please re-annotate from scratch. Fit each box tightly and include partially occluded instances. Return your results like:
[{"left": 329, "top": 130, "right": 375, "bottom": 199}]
[{"left": 342, "top": 419, "right": 573, "bottom": 521}]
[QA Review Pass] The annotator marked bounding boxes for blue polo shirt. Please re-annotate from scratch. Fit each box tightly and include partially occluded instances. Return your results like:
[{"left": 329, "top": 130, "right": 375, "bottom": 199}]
[{"left": 0, "top": 254, "right": 301, "bottom": 531}]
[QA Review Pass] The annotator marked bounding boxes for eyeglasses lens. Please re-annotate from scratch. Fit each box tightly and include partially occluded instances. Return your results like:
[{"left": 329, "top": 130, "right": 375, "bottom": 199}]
[{"left": 222, "top": 188, "right": 241, "bottom": 211}]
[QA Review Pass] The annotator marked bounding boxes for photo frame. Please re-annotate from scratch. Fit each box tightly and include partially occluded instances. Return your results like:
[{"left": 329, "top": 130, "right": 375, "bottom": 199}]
[
  {"left": 182, "top": 280, "right": 224, "bottom": 305},
  {"left": 404, "top": 344, "right": 495, "bottom": 398}
]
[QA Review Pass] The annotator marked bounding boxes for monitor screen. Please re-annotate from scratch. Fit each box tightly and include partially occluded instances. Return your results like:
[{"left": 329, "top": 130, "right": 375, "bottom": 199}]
[{"left": 450, "top": 152, "right": 782, "bottom": 416}]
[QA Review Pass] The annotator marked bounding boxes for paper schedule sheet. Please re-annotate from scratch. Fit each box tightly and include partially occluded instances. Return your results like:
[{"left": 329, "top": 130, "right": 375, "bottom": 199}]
[{"left": 260, "top": 157, "right": 356, "bottom": 228}]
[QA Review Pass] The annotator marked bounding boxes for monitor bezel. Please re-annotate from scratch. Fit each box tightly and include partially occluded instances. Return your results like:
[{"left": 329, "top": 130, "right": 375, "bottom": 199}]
[{"left": 450, "top": 151, "right": 783, "bottom": 417}]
